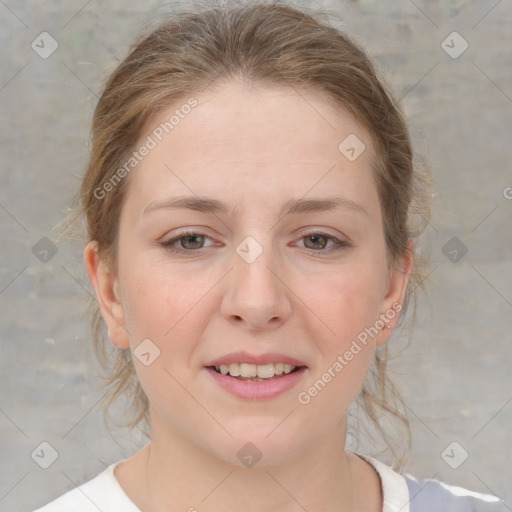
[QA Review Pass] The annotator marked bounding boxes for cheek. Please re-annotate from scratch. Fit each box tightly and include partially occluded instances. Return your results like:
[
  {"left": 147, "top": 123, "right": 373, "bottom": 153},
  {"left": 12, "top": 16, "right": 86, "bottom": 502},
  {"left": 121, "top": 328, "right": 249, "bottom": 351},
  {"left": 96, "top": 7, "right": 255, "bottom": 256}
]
[
  {"left": 121, "top": 265, "right": 212, "bottom": 415},
  {"left": 300, "top": 261, "right": 384, "bottom": 402},
  {"left": 119, "top": 248, "right": 178, "bottom": 328},
  {"left": 310, "top": 263, "right": 384, "bottom": 345},
  {"left": 298, "top": 274, "right": 379, "bottom": 421},
  {"left": 119, "top": 259, "right": 216, "bottom": 361}
]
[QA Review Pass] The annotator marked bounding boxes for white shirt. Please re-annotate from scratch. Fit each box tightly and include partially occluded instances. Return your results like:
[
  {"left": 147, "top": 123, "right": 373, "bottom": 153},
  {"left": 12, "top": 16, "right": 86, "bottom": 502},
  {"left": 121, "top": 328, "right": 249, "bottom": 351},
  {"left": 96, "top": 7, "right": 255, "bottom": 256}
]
[{"left": 33, "top": 455, "right": 503, "bottom": 511}]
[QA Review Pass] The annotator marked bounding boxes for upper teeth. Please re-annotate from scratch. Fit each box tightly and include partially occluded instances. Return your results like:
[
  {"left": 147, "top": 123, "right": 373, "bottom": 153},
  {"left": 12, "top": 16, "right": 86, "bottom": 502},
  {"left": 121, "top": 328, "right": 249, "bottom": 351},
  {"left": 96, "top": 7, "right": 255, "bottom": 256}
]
[{"left": 215, "top": 363, "right": 297, "bottom": 378}]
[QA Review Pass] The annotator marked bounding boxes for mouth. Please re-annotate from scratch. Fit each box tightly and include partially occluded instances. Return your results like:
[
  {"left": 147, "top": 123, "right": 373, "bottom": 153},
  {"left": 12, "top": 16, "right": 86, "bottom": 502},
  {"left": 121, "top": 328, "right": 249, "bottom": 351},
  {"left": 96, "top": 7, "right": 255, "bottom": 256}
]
[
  {"left": 204, "top": 355, "right": 308, "bottom": 399},
  {"left": 208, "top": 362, "right": 303, "bottom": 382}
]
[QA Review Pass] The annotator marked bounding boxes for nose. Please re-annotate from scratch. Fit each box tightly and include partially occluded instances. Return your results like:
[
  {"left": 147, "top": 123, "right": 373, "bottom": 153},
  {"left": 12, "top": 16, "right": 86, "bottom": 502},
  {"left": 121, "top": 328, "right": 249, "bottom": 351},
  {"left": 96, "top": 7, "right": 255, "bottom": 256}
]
[{"left": 221, "top": 241, "right": 292, "bottom": 331}]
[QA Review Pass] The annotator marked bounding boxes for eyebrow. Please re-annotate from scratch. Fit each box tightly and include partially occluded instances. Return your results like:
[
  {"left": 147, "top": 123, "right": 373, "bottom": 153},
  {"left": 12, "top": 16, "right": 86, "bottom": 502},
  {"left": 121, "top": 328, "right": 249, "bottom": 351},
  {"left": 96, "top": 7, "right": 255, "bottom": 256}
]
[{"left": 143, "top": 195, "right": 368, "bottom": 218}]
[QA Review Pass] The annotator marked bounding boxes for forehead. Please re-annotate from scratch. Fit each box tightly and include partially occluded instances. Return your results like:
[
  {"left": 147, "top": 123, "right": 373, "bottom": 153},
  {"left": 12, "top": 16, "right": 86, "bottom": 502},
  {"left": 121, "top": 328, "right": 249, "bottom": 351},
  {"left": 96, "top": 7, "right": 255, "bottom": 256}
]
[
  {"left": 123, "top": 80, "right": 380, "bottom": 220},
  {"left": 159, "top": 80, "right": 369, "bottom": 159}
]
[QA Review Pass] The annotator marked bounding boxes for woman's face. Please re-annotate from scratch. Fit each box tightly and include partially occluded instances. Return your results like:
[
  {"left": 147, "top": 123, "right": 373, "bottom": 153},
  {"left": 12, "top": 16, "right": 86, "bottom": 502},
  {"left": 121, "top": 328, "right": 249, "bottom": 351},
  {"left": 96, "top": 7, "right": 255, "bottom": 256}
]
[{"left": 86, "top": 80, "right": 411, "bottom": 467}]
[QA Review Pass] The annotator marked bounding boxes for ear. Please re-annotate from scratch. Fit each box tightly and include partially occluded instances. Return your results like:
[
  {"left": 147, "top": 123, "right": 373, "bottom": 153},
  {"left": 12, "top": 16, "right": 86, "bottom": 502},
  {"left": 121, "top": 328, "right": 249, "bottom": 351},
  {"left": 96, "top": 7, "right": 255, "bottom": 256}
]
[
  {"left": 375, "top": 238, "right": 414, "bottom": 346},
  {"left": 84, "top": 240, "right": 130, "bottom": 349}
]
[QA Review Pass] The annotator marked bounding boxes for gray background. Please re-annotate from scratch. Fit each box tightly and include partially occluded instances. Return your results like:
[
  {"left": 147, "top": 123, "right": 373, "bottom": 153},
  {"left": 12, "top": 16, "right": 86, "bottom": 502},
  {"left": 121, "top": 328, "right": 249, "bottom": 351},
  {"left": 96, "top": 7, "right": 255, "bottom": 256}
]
[{"left": 1, "top": 0, "right": 511, "bottom": 511}]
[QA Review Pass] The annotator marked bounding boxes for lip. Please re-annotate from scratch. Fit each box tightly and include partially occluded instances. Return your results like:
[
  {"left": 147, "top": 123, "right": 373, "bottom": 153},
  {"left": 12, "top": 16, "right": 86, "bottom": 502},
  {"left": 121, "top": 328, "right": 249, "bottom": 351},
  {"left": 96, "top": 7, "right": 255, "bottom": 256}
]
[
  {"left": 205, "top": 351, "right": 307, "bottom": 367},
  {"left": 205, "top": 366, "right": 307, "bottom": 400}
]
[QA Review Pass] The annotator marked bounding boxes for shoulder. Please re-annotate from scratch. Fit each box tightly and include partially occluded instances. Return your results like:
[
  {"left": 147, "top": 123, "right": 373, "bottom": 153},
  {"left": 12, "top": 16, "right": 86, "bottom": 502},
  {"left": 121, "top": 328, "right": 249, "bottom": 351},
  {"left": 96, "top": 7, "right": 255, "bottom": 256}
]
[
  {"left": 360, "top": 455, "right": 504, "bottom": 512},
  {"left": 32, "top": 461, "right": 141, "bottom": 512},
  {"left": 403, "top": 472, "right": 504, "bottom": 512}
]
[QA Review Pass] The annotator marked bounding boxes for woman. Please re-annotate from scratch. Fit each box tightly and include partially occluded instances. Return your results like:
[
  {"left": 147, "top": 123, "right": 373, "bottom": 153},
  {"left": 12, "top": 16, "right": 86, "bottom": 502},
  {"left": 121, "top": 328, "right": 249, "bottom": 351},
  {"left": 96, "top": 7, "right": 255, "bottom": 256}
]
[{"left": 35, "top": 2, "right": 502, "bottom": 510}]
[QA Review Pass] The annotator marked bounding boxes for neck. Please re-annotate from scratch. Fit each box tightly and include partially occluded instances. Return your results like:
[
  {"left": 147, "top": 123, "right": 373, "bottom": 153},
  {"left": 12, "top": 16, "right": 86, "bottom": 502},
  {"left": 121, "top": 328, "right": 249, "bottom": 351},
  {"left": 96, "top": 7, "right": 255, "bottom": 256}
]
[{"left": 139, "top": 410, "right": 363, "bottom": 512}]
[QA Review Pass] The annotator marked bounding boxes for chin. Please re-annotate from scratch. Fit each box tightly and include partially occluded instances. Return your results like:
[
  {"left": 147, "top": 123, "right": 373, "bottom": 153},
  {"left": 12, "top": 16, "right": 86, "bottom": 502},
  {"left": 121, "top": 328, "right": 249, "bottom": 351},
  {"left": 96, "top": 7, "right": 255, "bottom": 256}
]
[{"left": 199, "top": 422, "right": 313, "bottom": 469}]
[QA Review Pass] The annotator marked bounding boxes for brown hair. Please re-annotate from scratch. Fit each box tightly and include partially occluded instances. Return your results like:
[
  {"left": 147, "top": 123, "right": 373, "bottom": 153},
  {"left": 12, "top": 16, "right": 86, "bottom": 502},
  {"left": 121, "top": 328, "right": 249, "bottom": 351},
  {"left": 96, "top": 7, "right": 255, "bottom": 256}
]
[{"left": 67, "top": 0, "right": 432, "bottom": 469}]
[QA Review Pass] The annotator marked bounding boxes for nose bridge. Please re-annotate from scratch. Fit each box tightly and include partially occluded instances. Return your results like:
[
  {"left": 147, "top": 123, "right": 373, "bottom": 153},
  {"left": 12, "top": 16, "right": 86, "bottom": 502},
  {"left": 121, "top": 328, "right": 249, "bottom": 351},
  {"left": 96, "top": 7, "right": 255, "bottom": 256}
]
[{"left": 221, "top": 233, "right": 291, "bottom": 329}]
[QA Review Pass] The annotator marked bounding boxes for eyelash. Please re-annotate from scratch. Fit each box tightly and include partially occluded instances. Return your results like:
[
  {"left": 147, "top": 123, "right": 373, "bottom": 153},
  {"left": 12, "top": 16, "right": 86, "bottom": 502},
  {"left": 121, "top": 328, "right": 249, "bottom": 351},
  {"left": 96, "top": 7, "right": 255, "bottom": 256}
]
[{"left": 160, "top": 229, "right": 351, "bottom": 256}]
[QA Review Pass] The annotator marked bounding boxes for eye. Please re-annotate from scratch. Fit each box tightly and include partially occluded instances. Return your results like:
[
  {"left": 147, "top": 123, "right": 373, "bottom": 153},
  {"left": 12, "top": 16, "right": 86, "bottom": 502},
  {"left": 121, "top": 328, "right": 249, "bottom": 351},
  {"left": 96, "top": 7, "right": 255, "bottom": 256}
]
[
  {"left": 296, "top": 231, "right": 351, "bottom": 254},
  {"left": 161, "top": 230, "right": 215, "bottom": 253},
  {"left": 160, "top": 229, "right": 351, "bottom": 255}
]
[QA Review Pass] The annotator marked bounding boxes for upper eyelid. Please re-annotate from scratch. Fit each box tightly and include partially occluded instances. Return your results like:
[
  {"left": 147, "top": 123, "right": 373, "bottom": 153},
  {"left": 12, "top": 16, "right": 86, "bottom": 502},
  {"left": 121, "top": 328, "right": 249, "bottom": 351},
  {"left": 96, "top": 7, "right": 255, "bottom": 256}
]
[
  {"left": 164, "top": 228, "right": 343, "bottom": 240},
  {"left": 165, "top": 225, "right": 346, "bottom": 238}
]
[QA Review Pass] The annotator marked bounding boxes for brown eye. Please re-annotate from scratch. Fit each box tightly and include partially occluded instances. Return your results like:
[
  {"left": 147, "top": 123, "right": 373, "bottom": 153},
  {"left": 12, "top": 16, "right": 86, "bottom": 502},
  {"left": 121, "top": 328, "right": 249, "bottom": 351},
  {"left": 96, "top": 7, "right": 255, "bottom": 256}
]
[
  {"left": 161, "top": 231, "right": 214, "bottom": 253},
  {"left": 179, "top": 234, "right": 205, "bottom": 250},
  {"left": 296, "top": 231, "right": 351, "bottom": 256},
  {"left": 303, "top": 234, "right": 328, "bottom": 250}
]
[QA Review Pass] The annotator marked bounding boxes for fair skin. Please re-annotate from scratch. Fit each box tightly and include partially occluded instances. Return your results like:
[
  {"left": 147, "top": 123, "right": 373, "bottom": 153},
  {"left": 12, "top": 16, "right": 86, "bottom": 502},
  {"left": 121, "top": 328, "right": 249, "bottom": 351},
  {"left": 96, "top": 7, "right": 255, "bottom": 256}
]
[{"left": 85, "top": 79, "right": 412, "bottom": 512}]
